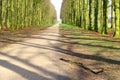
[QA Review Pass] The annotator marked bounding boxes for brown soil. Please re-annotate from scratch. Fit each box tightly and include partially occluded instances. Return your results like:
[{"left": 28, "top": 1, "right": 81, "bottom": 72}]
[
  {"left": 0, "top": 24, "right": 120, "bottom": 80},
  {"left": 59, "top": 26, "right": 120, "bottom": 80},
  {"left": 0, "top": 26, "right": 49, "bottom": 48},
  {"left": 0, "top": 24, "right": 80, "bottom": 80}
]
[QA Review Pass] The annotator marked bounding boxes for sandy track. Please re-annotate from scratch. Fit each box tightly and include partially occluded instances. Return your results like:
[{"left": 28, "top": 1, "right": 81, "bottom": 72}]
[{"left": 0, "top": 24, "right": 78, "bottom": 80}]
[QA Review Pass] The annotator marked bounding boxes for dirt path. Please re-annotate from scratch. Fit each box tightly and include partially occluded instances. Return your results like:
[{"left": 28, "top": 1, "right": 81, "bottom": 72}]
[{"left": 0, "top": 24, "right": 78, "bottom": 80}]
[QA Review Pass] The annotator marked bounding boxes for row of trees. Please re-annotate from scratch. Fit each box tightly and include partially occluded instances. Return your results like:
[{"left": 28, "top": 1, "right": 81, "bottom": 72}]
[
  {"left": 60, "top": 0, "right": 120, "bottom": 38},
  {"left": 0, "top": 0, "right": 56, "bottom": 30}
]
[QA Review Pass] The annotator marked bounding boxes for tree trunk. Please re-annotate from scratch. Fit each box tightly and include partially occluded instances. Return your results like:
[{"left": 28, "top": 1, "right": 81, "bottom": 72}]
[
  {"left": 0, "top": 0, "right": 2, "bottom": 28},
  {"left": 89, "top": 0, "right": 92, "bottom": 30},
  {"left": 94, "top": 0, "right": 99, "bottom": 32},
  {"left": 114, "top": 0, "right": 120, "bottom": 38},
  {"left": 101, "top": 0, "right": 108, "bottom": 34},
  {"left": 111, "top": 0, "right": 115, "bottom": 29}
]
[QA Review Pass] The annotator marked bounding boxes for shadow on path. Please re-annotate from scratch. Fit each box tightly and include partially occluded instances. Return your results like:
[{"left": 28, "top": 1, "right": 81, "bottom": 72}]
[
  {"left": 0, "top": 35, "right": 120, "bottom": 51},
  {"left": 1, "top": 38, "right": 120, "bottom": 66},
  {"left": 0, "top": 60, "right": 49, "bottom": 80},
  {"left": 0, "top": 52, "right": 71, "bottom": 80}
]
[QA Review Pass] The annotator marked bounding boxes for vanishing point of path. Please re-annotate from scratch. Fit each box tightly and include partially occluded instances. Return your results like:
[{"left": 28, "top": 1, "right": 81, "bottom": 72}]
[{"left": 0, "top": 24, "right": 78, "bottom": 80}]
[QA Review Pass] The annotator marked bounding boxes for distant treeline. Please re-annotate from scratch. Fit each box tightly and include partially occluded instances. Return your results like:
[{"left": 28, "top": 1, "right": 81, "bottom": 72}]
[
  {"left": 60, "top": 0, "right": 120, "bottom": 38},
  {"left": 0, "top": 0, "right": 57, "bottom": 30}
]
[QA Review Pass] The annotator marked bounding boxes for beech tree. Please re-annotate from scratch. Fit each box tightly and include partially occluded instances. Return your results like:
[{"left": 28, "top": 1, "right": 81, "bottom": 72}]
[
  {"left": 94, "top": 0, "right": 99, "bottom": 32},
  {"left": 61, "top": 0, "right": 120, "bottom": 38},
  {"left": 0, "top": 0, "right": 2, "bottom": 28},
  {"left": 88, "top": 0, "right": 92, "bottom": 30},
  {"left": 0, "top": 0, "right": 56, "bottom": 30},
  {"left": 101, "top": 0, "right": 108, "bottom": 34},
  {"left": 114, "top": 0, "right": 120, "bottom": 37},
  {"left": 111, "top": 0, "right": 115, "bottom": 29}
]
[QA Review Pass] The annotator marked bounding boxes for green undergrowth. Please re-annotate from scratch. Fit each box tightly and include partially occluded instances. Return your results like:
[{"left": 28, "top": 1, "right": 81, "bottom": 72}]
[
  {"left": 60, "top": 24, "right": 82, "bottom": 34},
  {"left": 59, "top": 23, "right": 120, "bottom": 80},
  {"left": 60, "top": 23, "right": 113, "bottom": 34},
  {"left": 60, "top": 23, "right": 120, "bottom": 62}
]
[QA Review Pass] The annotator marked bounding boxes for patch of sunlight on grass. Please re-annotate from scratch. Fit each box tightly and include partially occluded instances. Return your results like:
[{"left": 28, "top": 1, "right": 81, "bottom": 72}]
[
  {"left": 60, "top": 24, "right": 80, "bottom": 30},
  {"left": 60, "top": 24, "right": 120, "bottom": 52},
  {"left": 60, "top": 24, "right": 73, "bottom": 27},
  {"left": 59, "top": 24, "right": 120, "bottom": 80}
]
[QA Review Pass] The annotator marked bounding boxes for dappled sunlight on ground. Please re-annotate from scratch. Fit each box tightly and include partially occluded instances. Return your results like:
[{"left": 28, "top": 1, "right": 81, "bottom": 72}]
[
  {"left": 0, "top": 24, "right": 78, "bottom": 80},
  {"left": 59, "top": 24, "right": 120, "bottom": 80}
]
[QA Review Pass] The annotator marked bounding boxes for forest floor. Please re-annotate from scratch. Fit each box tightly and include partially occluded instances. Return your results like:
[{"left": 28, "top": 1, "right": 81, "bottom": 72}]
[
  {"left": 0, "top": 25, "right": 50, "bottom": 48},
  {"left": 0, "top": 23, "right": 120, "bottom": 80},
  {"left": 59, "top": 24, "right": 120, "bottom": 80},
  {"left": 0, "top": 24, "right": 80, "bottom": 80}
]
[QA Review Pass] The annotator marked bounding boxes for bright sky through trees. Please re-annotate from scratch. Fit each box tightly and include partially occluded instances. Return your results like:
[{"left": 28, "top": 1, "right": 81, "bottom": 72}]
[{"left": 51, "top": 0, "right": 63, "bottom": 21}]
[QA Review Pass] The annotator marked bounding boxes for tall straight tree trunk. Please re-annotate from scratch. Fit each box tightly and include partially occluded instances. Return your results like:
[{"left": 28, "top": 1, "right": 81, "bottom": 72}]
[
  {"left": 94, "top": 0, "right": 99, "bottom": 32},
  {"left": 79, "top": 0, "right": 82, "bottom": 27},
  {"left": 86, "top": 0, "right": 89, "bottom": 29},
  {"left": 111, "top": 0, "right": 115, "bottom": 29},
  {"left": 99, "top": 0, "right": 103, "bottom": 28},
  {"left": 119, "top": 0, "right": 120, "bottom": 35},
  {"left": 101, "top": 0, "right": 108, "bottom": 34},
  {"left": 10, "top": 0, "right": 14, "bottom": 30},
  {"left": 83, "top": 0, "right": 88, "bottom": 29},
  {"left": 89, "top": 0, "right": 92, "bottom": 30},
  {"left": 0, "top": 0, "right": 2, "bottom": 28},
  {"left": 81, "top": 0, "right": 84, "bottom": 28},
  {"left": 114, "top": 0, "right": 120, "bottom": 38}
]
